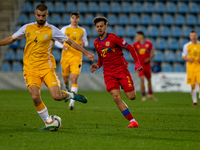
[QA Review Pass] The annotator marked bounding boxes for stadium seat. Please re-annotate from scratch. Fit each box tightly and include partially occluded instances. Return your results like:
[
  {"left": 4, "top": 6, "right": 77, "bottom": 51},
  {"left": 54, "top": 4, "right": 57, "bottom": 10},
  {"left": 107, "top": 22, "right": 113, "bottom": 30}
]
[
  {"left": 171, "top": 26, "right": 182, "bottom": 38},
  {"left": 44, "top": 2, "right": 54, "bottom": 13},
  {"left": 136, "top": 26, "right": 147, "bottom": 36},
  {"left": 107, "top": 26, "right": 114, "bottom": 33},
  {"left": 165, "top": 51, "right": 176, "bottom": 63},
  {"left": 151, "top": 14, "right": 162, "bottom": 25},
  {"left": 123, "top": 38, "right": 132, "bottom": 45},
  {"left": 179, "top": 38, "right": 188, "bottom": 49},
  {"left": 197, "top": 15, "right": 200, "bottom": 26},
  {"left": 114, "top": 26, "right": 125, "bottom": 37},
  {"left": 143, "top": 2, "right": 154, "bottom": 13},
  {"left": 88, "top": 38, "right": 96, "bottom": 49},
  {"left": 99, "top": 2, "right": 110, "bottom": 13},
  {"left": 12, "top": 62, "right": 23, "bottom": 72},
  {"left": 29, "top": 14, "right": 35, "bottom": 22},
  {"left": 173, "top": 63, "right": 184, "bottom": 72},
  {"left": 133, "top": 2, "right": 143, "bottom": 13},
  {"left": 154, "top": 2, "right": 165, "bottom": 13},
  {"left": 162, "top": 63, "right": 172, "bottom": 72},
  {"left": 66, "top": 2, "right": 76, "bottom": 13},
  {"left": 188, "top": 2, "right": 199, "bottom": 14},
  {"left": 81, "top": 63, "right": 91, "bottom": 72},
  {"left": 166, "top": 2, "right": 177, "bottom": 13},
  {"left": 33, "top": 2, "right": 41, "bottom": 11},
  {"left": 125, "top": 26, "right": 136, "bottom": 38},
  {"left": 176, "top": 51, "right": 184, "bottom": 63},
  {"left": 128, "top": 63, "right": 135, "bottom": 73},
  {"left": 82, "top": 26, "right": 91, "bottom": 36},
  {"left": 153, "top": 51, "right": 164, "bottom": 62},
  {"left": 186, "top": 15, "right": 196, "bottom": 26},
  {"left": 77, "top": 2, "right": 87, "bottom": 13},
  {"left": 19, "top": 39, "right": 26, "bottom": 49},
  {"left": 88, "top": 2, "right": 98, "bottom": 13},
  {"left": 51, "top": 14, "right": 61, "bottom": 26},
  {"left": 121, "top": 2, "right": 132, "bottom": 13},
  {"left": 168, "top": 38, "right": 179, "bottom": 50},
  {"left": 182, "top": 26, "right": 193, "bottom": 38},
  {"left": 140, "top": 14, "right": 151, "bottom": 25},
  {"left": 177, "top": 2, "right": 188, "bottom": 14},
  {"left": 5, "top": 50, "right": 15, "bottom": 61},
  {"left": 51, "top": 50, "right": 61, "bottom": 62},
  {"left": 79, "top": 14, "right": 84, "bottom": 25},
  {"left": 146, "top": 38, "right": 156, "bottom": 48},
  {"left": 84, "top": 14, "right": 94, "bottom": 25},
  {"left": 91, "top": 26, "right": 99, "bottom": 37},
  {"left": 118, "top": 14, "right": 128, "bottom": 25},
  {"left": 22, "top": 2, "right": 32, "bottom": 13},
  {"left": 174, "top": 15, "right": 185, "bottom": 26},
  {"left": 148, "top": 26, "right": 159, "bottom": 38},
  {"left": 55, "top": 2, "right": 65, "bottom": 13},
  {"left": 159, "top": 26, "right": 170, "bottom": 38},
  {"left": 9, "top": 40, "right": 19, "bottom": 49},
  {"left": 16, "top": 49, "right": 24, "bottom": 61},
  {"left": 129, "top": 14, "right": 139, "bottom": 25},
  {"left": 62, "top": 14, "right": 70, "bottom": 25},
  {"left": 195, "top": 27, "right": 200, "bottom": 36},
  {"left": 1, "top": 62, "right": 11, "bottom": 72},
  {"left": 156, "top": 39, "right": 167, "bottom": 51},
  {"left": 123, "top": 50, "right": 130, "bottom": 61},
  {"left": 163, "top": 14, "right": 174, "bottom": 26},
  {"left": 107, "top": 14, "right": 117, "bottom": 25},
  {"left": 110, "top": 2, "right": 121, "bottom": 13},
  {"left": 18, "top": 14, "right": 28, "bottom": 25}
]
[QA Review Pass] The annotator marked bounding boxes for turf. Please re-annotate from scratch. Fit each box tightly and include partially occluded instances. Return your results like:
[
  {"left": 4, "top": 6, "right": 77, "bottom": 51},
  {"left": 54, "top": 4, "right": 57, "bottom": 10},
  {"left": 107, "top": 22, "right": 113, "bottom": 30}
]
[{"left": 0, "top": 90, "right": 200, "bottom": 150}]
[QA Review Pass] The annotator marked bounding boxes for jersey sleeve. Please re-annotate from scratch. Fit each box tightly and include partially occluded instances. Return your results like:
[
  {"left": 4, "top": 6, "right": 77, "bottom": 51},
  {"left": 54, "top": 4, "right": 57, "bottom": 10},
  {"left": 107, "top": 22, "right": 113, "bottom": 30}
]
[
  {"left": 114, "top": 35, "right": 128, "bottom": 49},
  {"left": 12, "top": 24, "right": 27, "bottom": 40},
  {"left": 82, "top": 28, "right": 88, "bottom": 47},
  {"left": 54, "top": 26, "right": 65, "bottom": 49},
  {"left": 182, "top": 43, "right": 188, "bottom": 57},
  {"left": 52, "top": 25, "right": 68, "bottom": 43}
]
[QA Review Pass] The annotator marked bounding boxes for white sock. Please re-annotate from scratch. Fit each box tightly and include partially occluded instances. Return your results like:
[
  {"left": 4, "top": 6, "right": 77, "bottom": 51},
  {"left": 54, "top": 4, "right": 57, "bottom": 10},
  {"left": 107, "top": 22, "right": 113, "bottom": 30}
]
[
  {"left": 191, "top": 89, "right": 197, "bottom": 104},
  {"left": 37, "top": 107, "right": 49, "bottom": 123},
  {"left": 70, "top": 87, "right": 78, "bottom": 105},
  {"left": 66, "top": 92, "right": 74, "bottom": 99},
  {"left": 130, "top": 119, "right": 136, "bottom": 122}
]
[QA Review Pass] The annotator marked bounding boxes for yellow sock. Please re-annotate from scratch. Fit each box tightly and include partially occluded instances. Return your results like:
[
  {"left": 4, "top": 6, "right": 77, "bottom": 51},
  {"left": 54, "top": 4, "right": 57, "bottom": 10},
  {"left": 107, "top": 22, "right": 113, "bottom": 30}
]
[
  {"left": 62, "top": 90, "right": 68, "bottom": 98},
  {"left": 35, "top": 102, "right": 49, "bottom": 123}
]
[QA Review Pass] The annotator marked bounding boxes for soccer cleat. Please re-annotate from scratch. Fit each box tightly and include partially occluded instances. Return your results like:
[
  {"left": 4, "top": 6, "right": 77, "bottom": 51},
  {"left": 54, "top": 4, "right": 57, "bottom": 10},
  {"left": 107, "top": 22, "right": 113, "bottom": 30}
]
[
  {"left": 126, "top": 121, "right": 139, "bottom": 128},
  {"left": 64, "top": 92, "right": 87, "bottom": 103},
  {"left": 148, "top": 94, "right": 157, "bottom": 101},
  {"left": 193, "top": 103, "right": 197, "bottom": 107},
  {"left": 141, "top": 96, "right": 146, "bottom": 101},
  {"left": 38, "top": 126, "right": 48, "bottom": 130},
  {"left": 69, "top": 103, "right": 75, "bottom": 110}
]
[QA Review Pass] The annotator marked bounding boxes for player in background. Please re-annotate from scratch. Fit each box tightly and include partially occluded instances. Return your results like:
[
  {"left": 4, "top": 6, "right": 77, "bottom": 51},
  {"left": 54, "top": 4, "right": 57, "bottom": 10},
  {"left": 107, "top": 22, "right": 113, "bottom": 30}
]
[
  {"left": 133, "top": 31, "right": 157, "bottom": 101},
  {"left": 90, "top": 17, "right": 143, "bottom": 128},
  {"left": 0, "top": 4, "right": 94, "bottom": 129},
  {"left": 182, "top": 31, "right": 200, "bottom": 107},
  {"left": 55, "top": 12, "right": 88, "bottom": 110}
]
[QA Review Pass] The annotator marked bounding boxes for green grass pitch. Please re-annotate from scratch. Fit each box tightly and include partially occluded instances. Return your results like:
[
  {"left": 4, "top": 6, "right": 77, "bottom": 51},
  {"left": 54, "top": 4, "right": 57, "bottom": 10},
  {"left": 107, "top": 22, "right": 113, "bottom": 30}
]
[{"left": 0, "top": 90, "right": 200, "bottom": 150}]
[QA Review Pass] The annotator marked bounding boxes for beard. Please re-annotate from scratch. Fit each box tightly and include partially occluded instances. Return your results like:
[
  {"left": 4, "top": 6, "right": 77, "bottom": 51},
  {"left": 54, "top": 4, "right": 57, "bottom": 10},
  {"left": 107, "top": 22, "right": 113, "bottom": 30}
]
[
  {"left": 37, "top": 20, "right": 45, "bottom": 26},
  {"left": 99, "top": 31, "right": 105, "bottom": 37}
]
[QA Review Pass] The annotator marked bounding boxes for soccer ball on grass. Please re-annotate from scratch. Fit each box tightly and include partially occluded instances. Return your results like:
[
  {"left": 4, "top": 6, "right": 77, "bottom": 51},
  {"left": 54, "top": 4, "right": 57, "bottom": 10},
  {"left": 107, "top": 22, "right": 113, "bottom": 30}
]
[{"left": 45, "top": 115, "right": 62, "bottom": 131}]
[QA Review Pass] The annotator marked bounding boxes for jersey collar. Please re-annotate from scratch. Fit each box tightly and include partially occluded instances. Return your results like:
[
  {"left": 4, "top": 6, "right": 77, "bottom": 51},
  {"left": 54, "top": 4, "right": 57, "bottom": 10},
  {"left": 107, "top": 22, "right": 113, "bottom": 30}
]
[{"left": 98, "top": 33, "right": 108, "bottom": 42}]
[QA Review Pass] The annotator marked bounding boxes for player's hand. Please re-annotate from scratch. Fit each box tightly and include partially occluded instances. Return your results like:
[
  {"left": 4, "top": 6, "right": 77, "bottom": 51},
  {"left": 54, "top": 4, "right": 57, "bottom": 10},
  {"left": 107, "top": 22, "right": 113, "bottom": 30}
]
[
  {"left": 63, "top": 45, "right": 69, "bottom": 50},
  {"left": 134, "top": 62, "right": 143, "bottom": 74},
  {"left": 90, "top": 64, "right": 99, "bottom": 73},
  {"left": 145, "top": 58, "right": 150, "bottom": 63},
  {"left": 86, "top": 52, "right": 94, "bottom": 61},
  {"left": 188, "top": 58, "right": 194, "bottom": 62}
]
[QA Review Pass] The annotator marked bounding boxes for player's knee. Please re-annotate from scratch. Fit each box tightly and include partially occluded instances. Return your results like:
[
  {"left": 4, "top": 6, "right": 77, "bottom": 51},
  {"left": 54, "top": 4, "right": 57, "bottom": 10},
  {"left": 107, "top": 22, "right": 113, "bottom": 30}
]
[
  {"left": 52, "top": 94, "right": 62, "bottom": 101},
  {"left": 129, "top": 95, "right": 136, "bottom": 100}
]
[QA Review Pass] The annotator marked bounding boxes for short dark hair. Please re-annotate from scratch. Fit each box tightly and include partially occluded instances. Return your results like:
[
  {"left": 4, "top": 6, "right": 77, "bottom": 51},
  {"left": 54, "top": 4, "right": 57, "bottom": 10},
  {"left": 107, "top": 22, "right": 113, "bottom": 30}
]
[
  {"left": 36, "top": 4, "right": 48, "bottom": 11},
  {"left": 93, "top": 17, "right": 108, "bottom": 25},
  {"left": 190, "top": 30, "right": 197, "bottom": 34},
  {"left": 70, "top": 12, "right": 80, "bottom": 18},
  {"left": 136, "top": 31, "right": 145, "bottom": 37}
]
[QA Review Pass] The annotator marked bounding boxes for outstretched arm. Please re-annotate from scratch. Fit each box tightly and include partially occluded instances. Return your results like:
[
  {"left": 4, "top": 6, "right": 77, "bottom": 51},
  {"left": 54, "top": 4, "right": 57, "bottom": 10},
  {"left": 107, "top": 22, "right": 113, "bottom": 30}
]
[
  {"left": 145, "top": 49, "right": 155, "bottom": 63},
  {"left": 0, "top": 35, "right": 17, "bottom": 46}
]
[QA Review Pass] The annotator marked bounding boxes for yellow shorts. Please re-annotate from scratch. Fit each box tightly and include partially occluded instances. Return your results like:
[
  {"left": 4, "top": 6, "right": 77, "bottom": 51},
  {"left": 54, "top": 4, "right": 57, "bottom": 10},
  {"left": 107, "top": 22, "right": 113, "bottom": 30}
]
[
  {"left": 61, "top": 58, "right": 82, "bottom": 76},
  {"left": 187, "top": 71, "right": 200, "bottom": 85},
  {"left": 23, "top": 68, "right": 60, "bottom": 89}
]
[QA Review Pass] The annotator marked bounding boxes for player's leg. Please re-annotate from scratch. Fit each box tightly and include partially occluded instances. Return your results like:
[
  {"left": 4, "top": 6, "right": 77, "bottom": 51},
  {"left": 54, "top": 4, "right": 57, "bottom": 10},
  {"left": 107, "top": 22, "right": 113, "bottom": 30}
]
[
  {"left": 191, "top": 84, "right": 197, "bottom": 107},
  {"left": 62, "top": 63, "right": 70, "bottom": 91},
  {"left": 147, "top": 78, "right": 157, "bottom": 101},
  {"left": 140, "top": 75, "right": 146, "bottom": 101},
  {"left": 187, "top": 72, "right": 197, "bottom": 106},
  {"left": 63, "top": 75, "right": 70, "bottom": 91}
]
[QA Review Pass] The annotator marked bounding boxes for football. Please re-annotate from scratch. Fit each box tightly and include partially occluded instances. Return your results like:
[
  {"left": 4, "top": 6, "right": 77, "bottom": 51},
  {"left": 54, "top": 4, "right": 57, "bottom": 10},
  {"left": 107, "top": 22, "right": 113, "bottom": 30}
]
[{"left": 45, "top": 115, "right": 62, "bottom": 131}]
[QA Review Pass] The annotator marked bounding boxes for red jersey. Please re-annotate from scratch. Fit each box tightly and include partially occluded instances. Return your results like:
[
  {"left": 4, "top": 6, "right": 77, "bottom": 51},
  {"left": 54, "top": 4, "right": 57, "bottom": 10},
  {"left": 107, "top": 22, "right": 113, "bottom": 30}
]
[
  {"left": 133, "top": 41, "right": 153, "bottom": 66},
  {"left": 94, "top": 33, "right": 129, "bottom": 74}
]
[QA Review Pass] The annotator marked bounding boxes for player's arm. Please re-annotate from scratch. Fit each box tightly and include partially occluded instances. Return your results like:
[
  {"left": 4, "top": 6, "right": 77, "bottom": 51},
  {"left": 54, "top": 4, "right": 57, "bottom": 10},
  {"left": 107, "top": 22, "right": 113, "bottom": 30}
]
[
  {"left": 182, "top": 44, "right": 194, "bottom": 63},
  {"left": 145, "top": 49, "right": 155, "bottom": 63},
  {"left": 0, "top": 35, "right": 18, "bottom": 46}
]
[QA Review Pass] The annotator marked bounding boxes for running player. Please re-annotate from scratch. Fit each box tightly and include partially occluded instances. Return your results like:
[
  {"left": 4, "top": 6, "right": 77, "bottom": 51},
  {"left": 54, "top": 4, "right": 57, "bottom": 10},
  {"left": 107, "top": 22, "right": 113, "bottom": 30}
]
[
  {"left": 55, "top": 12, "right": 88, "bottom": 110},
  {"left": 90, "top": 17, "right": 142, "bottom": 128},
  {"left": 0, "top": 4, "right": 94, "bottom": 129},
  {"left": 133, "top": 31, "right": 157, "bottom": 101},
  {"left": 182, "top": 31, "right": 200, "bottom": 107}
]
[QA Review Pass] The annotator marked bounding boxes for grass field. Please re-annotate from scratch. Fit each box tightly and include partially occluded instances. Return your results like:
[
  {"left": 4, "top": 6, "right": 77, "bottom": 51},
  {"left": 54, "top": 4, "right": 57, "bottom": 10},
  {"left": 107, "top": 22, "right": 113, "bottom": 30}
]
[{"left": 0, "top": 90, "right": 200, "bottom": 150}]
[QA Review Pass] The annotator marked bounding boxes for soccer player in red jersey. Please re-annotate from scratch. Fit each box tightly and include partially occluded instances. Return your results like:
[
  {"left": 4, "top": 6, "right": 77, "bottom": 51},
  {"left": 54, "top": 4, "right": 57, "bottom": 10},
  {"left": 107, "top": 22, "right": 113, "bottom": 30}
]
[
  {"left": 90, "top": 17, "right": 142, "bottom": 128},
  {"left": 133, "top": 31, "right": 157, "bottom": 101}
]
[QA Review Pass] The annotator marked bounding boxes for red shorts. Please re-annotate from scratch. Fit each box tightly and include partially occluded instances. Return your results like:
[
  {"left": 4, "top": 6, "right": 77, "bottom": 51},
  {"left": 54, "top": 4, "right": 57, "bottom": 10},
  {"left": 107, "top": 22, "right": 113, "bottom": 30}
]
[
  {"left": 104, "top": 70, "right": 135, "bottom": 93},
  {"left": 139, "top": 64, "right": 151, "bottom": 79}
]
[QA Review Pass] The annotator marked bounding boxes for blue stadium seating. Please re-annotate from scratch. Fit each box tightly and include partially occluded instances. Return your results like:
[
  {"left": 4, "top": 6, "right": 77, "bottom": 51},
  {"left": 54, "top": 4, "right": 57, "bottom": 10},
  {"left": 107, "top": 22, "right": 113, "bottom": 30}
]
[
  {"left": 99, "top": 2, "right": 110, "bottom": 13},
  {"left": 55, "top": 2, "right": 65, "bottom": 13},
  {"left": 44, "top": 2, "right": 54, "bottom": 13},
  {"left": 153, "top": 51, "right": 164, "bottom": 62},
  {"left": 125, "top": 26, "right": 135, "bottom": 38},
  {"left": 163, "top": 14, "right": 174, "bottom": 26},
  {"left": 159, "top": 26, "right": 170, "bottom": 38},
  {"left": 147, "top": 38, "right": 156, "bottom": 48},
  {"left": 81, "top": 63, "right": 91, "bottom": 72},
  {"left": 16, "top": 50, "right": 24, "bottom": 61},
  {"left": 133, "top": 2, "right": 143, "bottom": 13},
  {"left": 188, "top": 2, "right": 199, "bottom": 14},
  {"left": 9, "top": 40, "right": 19, "bottom": 49},
  {"left": 107, "top": 26, "right": 114, "bottom": 33},
  {"left": 29, "top": 14, "right": 35, "bottom": 22},
  {"left": 66, "top": 2, "right": 76, "bottom": 13},
  {"left": 84, "top": 14, "right": 94, "bottom": 25},
  {"left": 5, "top": 50, "right": 15, "bottom": 61},
  {"left": 171, "top": 26, "right": 182, "bottom": 38},
  {"left": 179, "top": 38, "right": 188, "bottom": 49},
  {"left": 18, "top": 14, "right": 28, "bottom": 25},
  {"left": 57, "top": 63, "right": 61, "bottom": 72},
  {"left": 162, "top": 63, "right": 172, "bottom": 72},
  {"left": 174, "top": 63, "right": 184, "bottom": 72},
  {"left": 77, "top": 2, "right": 87, "bottom": 13},
  {"left": 151, "top": 14, "right": 162, "bottom": 25},
  {"left": 140, "top": 14, "right": 151, "bottom": 25},
  {"left": 33, "top": 2, "right": 41, "bottom": 11},
  {"left": 118, "top": 14, "right": 128, "bottom": 25},
  {"left": 110, "top": 2, "right": 121, "bottom": 13},
  {"left": 123, "top": 38, "right": 132, "bottom": 45},
  {"left": 196, "top": 27, "right": 200, "bottom": 36},
  {"left": 177, "top": 2, "right": 188, "bottom": 14},
  {"left": 176, "top": 51, "right": 184, "bottom": 63},
  {"left": 165, "top": 51, "right": 176, "bottom": 63},
  {"left": 121, "top": 2, "right": 132, "bottom": 13},
  {"left": 154, "top": 2, "right": 165, "bottom": 13},
  {"left": 174, "top": 15, "right": 185, "bottom": 25},
  {"left": 91, "top": 27, "right": 99, "bottom": 37},
  {"left": 156, "top": 39, "right": 167, "bottom": 50},
  {"left": 19, "top": 39, "right": 26, "bottom": 49},
  {"left": 136, "top": 26, "right": 147, "bottom": 36},
  {"left": 88, "top": 2, "right": 98, "bottom": 13},
  {"left": 82, "top": 26, "right": 91, "bottom": 36},
  {"left": 62, "top": 14, "right": 70, "bottom": 25},
  {"left": 12, "top": 62, "right": 23, "bottom": 72},
  {"left": 128, "top": 63, "right": 135, "bottom": 73},
  {"left": 198, "top": 16, "right": 200, "bottom": 26},
  {"left": 166, "top": 2, "right": 177, "bottom": 13},
  {"left": 186, "top": 15, "right": 196, "bottom": 26},
  {"left": 148, "top": 26, "right": 159, "bottom": 38},
  {"left": 168, "top": 38, "right": 179, "bottom": 50},
  {"left": 143, "top": 2, "right": 154, "bottom": 13},
  {"left": 51, "top": 50, "right": 61, "bottom": 62},
  {"left": 107, "top": 14, "right": 117, "bottom": 25},
  {"left": 123, "top": 50, "right": 130, "bottom": 61},
  {"left": 51, "top": 14, "right": 61, "bottom": 25},
  {"left": 114, "top": 26, "right": 125, "bottom": 37},
  {"left": 1, "top": 62, "right": 11, "bottom": 72},
  {"left": 182, "top": 26, "right": 193, "bottom": 38},
  {"left": 129, "top": 14, "right": 139, "bottom": 25},
  {"left": 88, "top": 38, "right": 96, "bottom": 49},
  {"left": 22, "top": 2, "right": 32, "bottom": 13}
]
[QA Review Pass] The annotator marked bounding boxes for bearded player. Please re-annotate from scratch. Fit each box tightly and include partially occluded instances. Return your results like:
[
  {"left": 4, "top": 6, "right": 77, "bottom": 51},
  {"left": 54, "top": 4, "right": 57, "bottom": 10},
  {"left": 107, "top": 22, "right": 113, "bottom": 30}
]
[{"left": 90, "top": 17, "right": 142, "bottom": 128}]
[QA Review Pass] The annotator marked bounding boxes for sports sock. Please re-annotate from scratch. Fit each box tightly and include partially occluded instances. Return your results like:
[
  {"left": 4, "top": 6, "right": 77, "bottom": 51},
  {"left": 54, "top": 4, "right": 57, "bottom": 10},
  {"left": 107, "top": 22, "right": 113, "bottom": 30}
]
[
  {"left": 35, "top": 102, "right": 49, "bottom": 123},
  {"left": 142, "top": 91, "right": 146, "bottom": 97},
  {"left": 191, "top": 89, "right": 197, "bottom": 104},
  {"left": 70, "top": 84, "right": 78, "bottom": 105},
  {"left": 62, "top": 90, "right": 73, "bottom": 99},
  {"left": 148, "top": 89, "right": 153, "bottom": 95},
  {"left": 122, "top": 108, "right": 136, "bottom": 122}
]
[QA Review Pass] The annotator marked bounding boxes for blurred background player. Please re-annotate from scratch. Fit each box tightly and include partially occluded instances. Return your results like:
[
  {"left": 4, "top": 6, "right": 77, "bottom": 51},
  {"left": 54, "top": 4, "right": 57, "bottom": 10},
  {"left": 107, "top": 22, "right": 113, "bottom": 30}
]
[
  {"left": 152, "top": 61, "right": 161, "bottom": 73},
  {"left": 133, "top": 31, "right": 157, "bottom": 101},
  {"left": 55, "top": 12, "right": 88, "bottom": 110},
  {"left": 182, "top": 31, "right": 200, "bottom": 107},
  {"left": 90, "top": 17, "right": 142, "bottom": 128},
  {"left": 0, "top": 4, "right": 94, "bottom": 129}
]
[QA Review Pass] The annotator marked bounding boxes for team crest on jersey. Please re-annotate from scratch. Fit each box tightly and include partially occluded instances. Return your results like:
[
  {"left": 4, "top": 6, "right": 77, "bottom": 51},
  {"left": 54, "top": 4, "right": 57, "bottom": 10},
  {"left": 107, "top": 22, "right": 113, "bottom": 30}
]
[
  {"left": 45, "top": 35, "right": 49, "bottom": 39},
  {"left": 105, "top": 42, "right": 110, "bottom": 46},
  {"left": 137, "top": 45, "right": 140, "bottom": 48},
  {"left": 145, "top": 44, "right": 149, "bottom": 48},
  {"left": 27, "top": 33, "right": 31, "bottom": 37}
]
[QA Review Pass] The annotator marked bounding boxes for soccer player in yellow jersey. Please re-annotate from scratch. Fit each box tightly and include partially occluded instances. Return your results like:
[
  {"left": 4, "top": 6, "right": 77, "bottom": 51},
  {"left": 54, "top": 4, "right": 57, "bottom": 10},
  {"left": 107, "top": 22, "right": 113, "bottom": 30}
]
[
  {"left": 55, "top": 12, "right": 88, "bottom": 110},
  {"left": 182, "top": 31, "right": 200, "bottom": 107},
  {"left": 0, "top": 4, "right": 94, "bottom": 129}
]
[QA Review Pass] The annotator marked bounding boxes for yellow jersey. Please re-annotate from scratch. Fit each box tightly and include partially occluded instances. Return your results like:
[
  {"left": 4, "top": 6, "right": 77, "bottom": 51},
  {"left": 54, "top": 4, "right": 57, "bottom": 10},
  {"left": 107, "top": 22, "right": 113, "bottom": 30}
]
[
  {"left": 182, "top": 41, "right": 200, "bottom": 72},
  {"left": 13, "top": 22, "right": 67, "bottom": 70}
]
